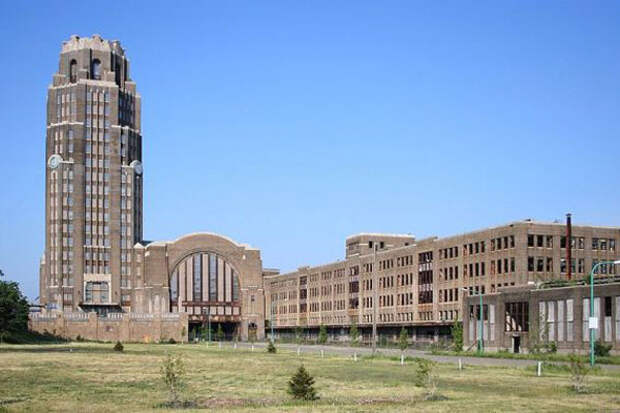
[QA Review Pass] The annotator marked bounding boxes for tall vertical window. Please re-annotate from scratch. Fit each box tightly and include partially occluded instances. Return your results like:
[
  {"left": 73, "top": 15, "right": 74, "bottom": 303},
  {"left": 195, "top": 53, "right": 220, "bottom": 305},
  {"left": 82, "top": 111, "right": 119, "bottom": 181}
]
[
  {"left": 92, "top": 59, "right": 101, "bottom": 80},
  {"left": 69, "top": 59, "right": 77, "bottom": 83},
  {"left": 193, "top": 255, "right": 201, "bottom": 301},
  {"left": 232, "top": 272, "right": 239, "bottom": 302},
  {"left": 209, "top": 254, "right": 217, "bottom": 301},
  {"left": 170, "top": 271, "right": 178, "bottom": 301}
]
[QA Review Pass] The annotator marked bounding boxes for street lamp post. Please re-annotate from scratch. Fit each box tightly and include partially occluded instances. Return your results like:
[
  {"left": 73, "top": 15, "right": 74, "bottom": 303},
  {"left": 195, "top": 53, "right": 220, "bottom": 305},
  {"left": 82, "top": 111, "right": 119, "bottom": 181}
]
[
  {"left": 270, "top": 300, "right": 275, "bottom": 342},
  {"left": 588, "top": 260, "right": 620, "bottom": 366}
]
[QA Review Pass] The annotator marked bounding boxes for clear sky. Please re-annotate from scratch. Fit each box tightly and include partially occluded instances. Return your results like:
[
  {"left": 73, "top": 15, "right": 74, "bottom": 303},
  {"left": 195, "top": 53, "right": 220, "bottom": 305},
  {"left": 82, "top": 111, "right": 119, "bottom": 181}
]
[{"left": 1, "top": 1, "right": 619, "bottom": 300}]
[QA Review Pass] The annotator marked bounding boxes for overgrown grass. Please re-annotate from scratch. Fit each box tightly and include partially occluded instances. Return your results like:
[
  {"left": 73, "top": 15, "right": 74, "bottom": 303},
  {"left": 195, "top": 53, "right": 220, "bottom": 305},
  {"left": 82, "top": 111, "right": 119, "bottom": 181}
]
[
  {"left": 0, "top": 342, "right": 618, "bottom": 411},
  {"left": 430, "top": 349, "right": 620, "bottom": 365},
  {"left": 0, "top": 330, "right": 67, "bottom": 345}
]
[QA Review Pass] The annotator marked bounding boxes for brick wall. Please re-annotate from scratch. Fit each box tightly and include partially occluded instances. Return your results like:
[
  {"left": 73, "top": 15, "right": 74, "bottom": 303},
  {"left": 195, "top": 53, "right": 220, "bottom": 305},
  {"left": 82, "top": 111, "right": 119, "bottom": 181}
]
[{"left": 28, "top": 312, "right": 188, "bottom": 343}]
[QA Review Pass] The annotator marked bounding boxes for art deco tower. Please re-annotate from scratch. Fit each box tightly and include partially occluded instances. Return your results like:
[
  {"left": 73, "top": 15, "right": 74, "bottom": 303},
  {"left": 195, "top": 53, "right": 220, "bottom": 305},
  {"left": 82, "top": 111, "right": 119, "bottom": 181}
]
[{"left": 41, "top": 35, "right": 143, "bottom": 313}]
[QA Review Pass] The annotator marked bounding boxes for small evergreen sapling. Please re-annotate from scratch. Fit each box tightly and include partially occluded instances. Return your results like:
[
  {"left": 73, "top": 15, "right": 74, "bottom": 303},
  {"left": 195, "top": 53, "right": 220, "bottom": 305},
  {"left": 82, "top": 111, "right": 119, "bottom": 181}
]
[
  {"left": 349, "top": 322, "right": 359, "bottom": 346},
  {"left": 399, "top": 327, "right": 408, "bottom": 353},
  {"left": 451, "top": 320, "right": 463, "bottom": 353},
  {"left": 318, "top": 324, "right": 327, "bottom": 344},
  {"left": 113, "top": 341, "right": 124, "bottom": 352},
  {"left": 287, "top": 365, "right": 318, "bottom": 400},
  {"left": 267, "top": 339, "right": 277, "bottom": 353},
  {"left": 215, "top": 324, "right": 225, "bottom": 342}
]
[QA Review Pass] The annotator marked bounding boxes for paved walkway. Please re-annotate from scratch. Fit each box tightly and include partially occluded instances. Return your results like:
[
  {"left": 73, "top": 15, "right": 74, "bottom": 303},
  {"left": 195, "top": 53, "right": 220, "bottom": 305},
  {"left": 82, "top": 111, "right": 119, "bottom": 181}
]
[{"left": 231, "top": 342, "right": 620, "bottom": 371}]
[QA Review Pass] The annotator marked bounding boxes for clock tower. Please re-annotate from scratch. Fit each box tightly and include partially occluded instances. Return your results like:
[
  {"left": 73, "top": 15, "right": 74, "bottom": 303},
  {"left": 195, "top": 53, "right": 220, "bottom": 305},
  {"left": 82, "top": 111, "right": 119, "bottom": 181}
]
[{"left": 41, "top": 35, "right": 143, "bottom": 314}]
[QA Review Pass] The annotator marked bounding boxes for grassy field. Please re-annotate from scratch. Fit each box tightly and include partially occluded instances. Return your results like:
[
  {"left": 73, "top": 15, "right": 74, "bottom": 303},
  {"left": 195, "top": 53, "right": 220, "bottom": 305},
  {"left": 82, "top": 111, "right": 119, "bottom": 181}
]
[
  {"left": 0, "top": 342, "right": 619, "bottom": 412},
  {"left": 430, "top": 349, "right": 620, "bottom": 365}
]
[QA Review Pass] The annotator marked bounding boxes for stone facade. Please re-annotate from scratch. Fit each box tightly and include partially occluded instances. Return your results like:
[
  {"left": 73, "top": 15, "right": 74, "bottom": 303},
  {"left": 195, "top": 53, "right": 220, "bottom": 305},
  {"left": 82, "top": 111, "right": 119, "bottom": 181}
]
[{"left": 41, "top": 34, "right": 143, "bottom": 312}]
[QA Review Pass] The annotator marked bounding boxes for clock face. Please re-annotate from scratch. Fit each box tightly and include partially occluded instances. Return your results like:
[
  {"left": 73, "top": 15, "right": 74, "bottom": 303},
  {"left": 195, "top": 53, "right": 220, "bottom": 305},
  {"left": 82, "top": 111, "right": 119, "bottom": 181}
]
[
  {"left": 131, "top": 160, "right": 143, "bottom": 175},
  {"left": 48, "top": 154, "right": 62, "bottom": 169}
]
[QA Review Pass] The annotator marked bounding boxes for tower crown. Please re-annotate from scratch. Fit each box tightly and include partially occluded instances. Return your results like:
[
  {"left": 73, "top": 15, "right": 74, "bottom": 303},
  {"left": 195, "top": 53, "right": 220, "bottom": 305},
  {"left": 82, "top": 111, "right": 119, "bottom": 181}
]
[{"left": 54, "top": 34, "right": 131, "bottom": 88}]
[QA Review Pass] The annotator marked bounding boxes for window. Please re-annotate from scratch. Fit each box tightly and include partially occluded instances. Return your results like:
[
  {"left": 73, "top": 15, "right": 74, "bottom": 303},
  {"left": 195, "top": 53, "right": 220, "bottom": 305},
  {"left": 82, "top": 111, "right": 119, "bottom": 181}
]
[
  {"left": 528, "top": 234, "right": 534, "bottom": 247},
  {"left": 69, "top": 59, "right": 77, "bottom": 83},
  {"left": 84, "top": 281, "right": 109, "bottom": 303},
  {"left": 193, "top": 255, "right": 201, "bottom": 301},
  {"left": 209, "top": 254, "right": 217, "bottom": 301},
  {"left": 92, "top": 59, "right": 101, "bottom": 80},
  {"left": 505, "top": 302, "right": 529, "bottom": 332}
]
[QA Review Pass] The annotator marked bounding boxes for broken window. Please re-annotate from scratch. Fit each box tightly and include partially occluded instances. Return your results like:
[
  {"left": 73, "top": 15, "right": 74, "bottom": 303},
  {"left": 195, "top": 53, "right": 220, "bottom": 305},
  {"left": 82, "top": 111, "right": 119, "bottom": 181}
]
[{"left": 505, "top": 301, "right": 529, "bottom": 332}]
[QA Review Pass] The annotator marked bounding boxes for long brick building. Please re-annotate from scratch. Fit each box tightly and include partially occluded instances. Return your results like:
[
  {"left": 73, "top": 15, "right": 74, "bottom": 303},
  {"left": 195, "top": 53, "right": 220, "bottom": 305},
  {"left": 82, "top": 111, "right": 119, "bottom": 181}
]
[{"left": 264, "top": 222, "right": 620, "bottom": 342}]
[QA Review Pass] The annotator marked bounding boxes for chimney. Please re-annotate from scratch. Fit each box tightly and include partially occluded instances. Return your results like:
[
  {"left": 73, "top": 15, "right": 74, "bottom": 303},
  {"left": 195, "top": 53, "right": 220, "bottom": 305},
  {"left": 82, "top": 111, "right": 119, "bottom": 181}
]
[{"left": 566, "top": 213, "right": 572, "bottom": 280}]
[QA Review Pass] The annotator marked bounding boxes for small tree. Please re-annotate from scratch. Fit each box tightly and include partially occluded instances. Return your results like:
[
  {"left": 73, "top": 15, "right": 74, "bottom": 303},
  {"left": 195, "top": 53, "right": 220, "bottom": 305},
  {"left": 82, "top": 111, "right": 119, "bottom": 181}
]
[
  {"left": 287, "top": 365, "right": 318, "bottom": 400},
  {"left": 414, "top": 358, "right": 438, "bottom": 399},
  {"left": 318, "top": 324, "right": 327, "bottom": 345},
  {"left": 398, "top": 327, "right": 408, "bottom": 354},
  {"left": 568, "top": 354, "right": 589, "bottom": 393},
  {"left": 215, "top": 324, "right": 225, "bottom": 342},
  {"left": 349, "top": 321, "right": 359, "bottom": 346},
  {"left": 267, "top": 339, "right": 277, "bottom": 353},
  {"left": 0, "top": 273, "right": 29, "bottom": 343},
  {"left": 113, "top": 341, "right": 124, "bottom": 352},
  {"left": 451, "top": 320, "right": 463, "bottom": 353},
  {"left": 294, "top": 326, "right": 303, "bottom": 344},
  {"left": 161, "top": 353, "right": 185, "bottom": 406}
]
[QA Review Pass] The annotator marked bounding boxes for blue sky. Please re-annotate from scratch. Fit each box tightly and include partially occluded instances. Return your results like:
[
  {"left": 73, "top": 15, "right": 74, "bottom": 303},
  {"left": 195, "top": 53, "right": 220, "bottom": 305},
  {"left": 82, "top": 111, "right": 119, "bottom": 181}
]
[{"left": 1, "top": 1, "right": 619, "bottom": 300}]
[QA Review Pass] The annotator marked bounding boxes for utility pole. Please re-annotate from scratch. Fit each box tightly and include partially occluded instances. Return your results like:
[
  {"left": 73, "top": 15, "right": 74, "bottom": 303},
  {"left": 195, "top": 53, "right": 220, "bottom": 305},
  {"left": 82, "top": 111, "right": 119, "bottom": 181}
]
[
  {"left": 270, "top": 300, "right": 275, "bottom": 342},
  {"left": 372, "top": 243, "right": 378, "bottom": 355}
]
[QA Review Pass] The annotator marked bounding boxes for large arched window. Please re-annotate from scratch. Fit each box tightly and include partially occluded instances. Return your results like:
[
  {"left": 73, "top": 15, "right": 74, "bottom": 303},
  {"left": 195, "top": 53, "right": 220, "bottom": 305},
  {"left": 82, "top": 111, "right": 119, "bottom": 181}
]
[
  {"left": 69, "top": 59, "right": 77, "bottom": 83},
  {"left": 91, "top": 59, "right": 101, "bottom": 80},
  {"left": 169, "top": 252, "right": 240, "bottom": 315}
]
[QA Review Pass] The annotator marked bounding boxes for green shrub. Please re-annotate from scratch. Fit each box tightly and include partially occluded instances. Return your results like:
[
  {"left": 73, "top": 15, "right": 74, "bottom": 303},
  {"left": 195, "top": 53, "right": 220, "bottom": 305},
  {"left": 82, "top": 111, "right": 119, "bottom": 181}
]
[
  {"left": 287, "top": 365, "right": 318, "bottom": 400},
  {"left": 547, "top": 341, "right": 557, "bottom": 353},
  {"left": 168, "top": 338, "right": 176, "bottom": 344},
  {"left": 113, "top": 341, "right": 124, "bottom": 352},
  {"left": 594, "top": 340, "right": 612, "bottom": 357},
  {"left": 267, "top": 340, "right": 277, "bottom": 353}
]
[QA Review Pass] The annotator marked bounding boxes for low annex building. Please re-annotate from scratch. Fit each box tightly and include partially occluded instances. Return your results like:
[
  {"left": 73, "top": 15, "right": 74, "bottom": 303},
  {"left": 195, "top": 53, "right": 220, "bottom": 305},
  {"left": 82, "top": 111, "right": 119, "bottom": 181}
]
[{"left": 463, "top": 280, "right": 620, "bottom": 353}]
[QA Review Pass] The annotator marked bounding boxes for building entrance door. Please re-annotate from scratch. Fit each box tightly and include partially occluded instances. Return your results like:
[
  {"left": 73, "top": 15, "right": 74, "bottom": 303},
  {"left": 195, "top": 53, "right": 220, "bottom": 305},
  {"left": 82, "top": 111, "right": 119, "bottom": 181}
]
[{"left": 513, "top": 336, "right": 520, "bottom": 353}]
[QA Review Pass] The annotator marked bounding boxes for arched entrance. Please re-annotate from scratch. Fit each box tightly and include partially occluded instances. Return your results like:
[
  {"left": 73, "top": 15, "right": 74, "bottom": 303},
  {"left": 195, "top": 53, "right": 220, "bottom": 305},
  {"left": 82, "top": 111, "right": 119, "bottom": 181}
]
[{"left": 169, "top": 251, "right": 241, "bottom": 339}]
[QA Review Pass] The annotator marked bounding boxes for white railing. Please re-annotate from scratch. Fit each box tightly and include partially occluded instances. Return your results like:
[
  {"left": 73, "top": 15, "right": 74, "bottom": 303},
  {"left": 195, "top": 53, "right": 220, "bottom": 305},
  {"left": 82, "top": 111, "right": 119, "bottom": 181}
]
[
  {"left": 29, "top": 313, "right": 58, "bottom": 321},
  {"left": 129, "top": 313, "right": 154, "bottom": 320},
  {"left": 64, "top": 312, "right": 90, "bottom": 321}
]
